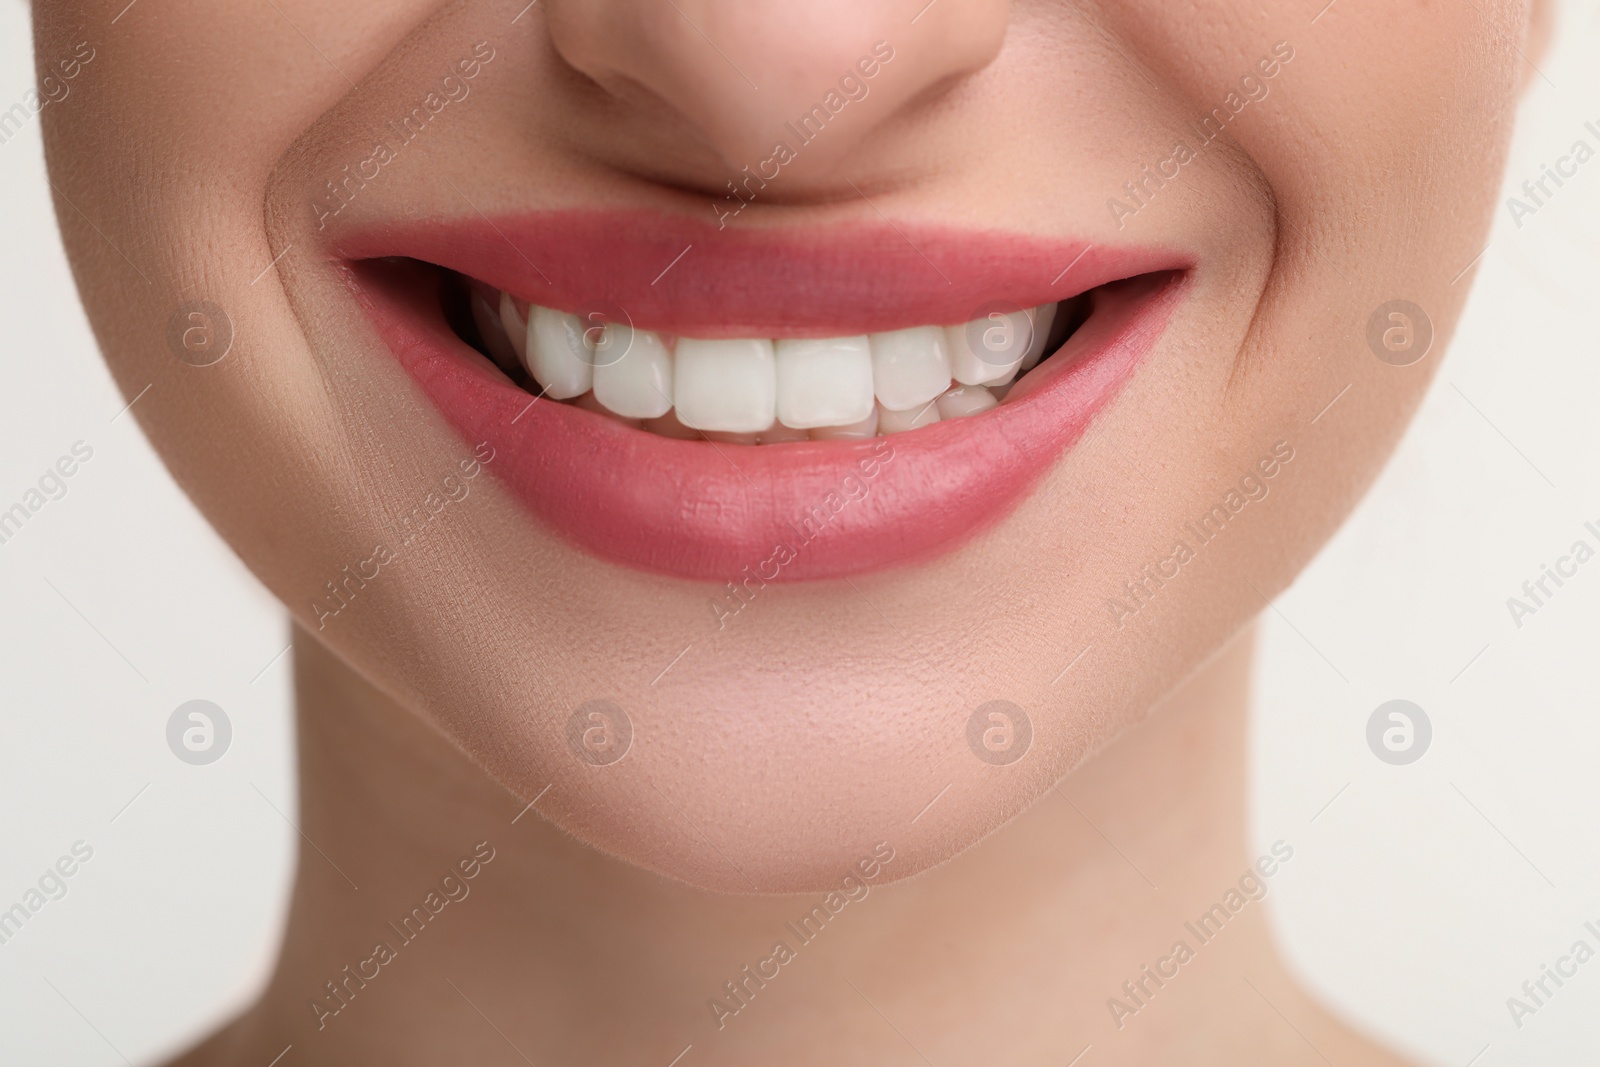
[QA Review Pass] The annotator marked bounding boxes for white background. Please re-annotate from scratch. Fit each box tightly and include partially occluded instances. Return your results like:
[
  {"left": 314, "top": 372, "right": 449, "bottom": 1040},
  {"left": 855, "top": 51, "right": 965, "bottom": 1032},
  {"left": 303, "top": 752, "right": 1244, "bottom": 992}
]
[{"left": 2, "top": 3, "right": 1598, "bottom": 1064}]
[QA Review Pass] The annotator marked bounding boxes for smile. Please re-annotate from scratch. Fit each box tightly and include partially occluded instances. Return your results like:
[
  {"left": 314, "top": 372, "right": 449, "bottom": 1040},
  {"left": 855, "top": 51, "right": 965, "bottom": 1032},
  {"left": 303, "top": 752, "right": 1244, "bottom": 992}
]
[{"left": 339, "top": 211, "right": 1189, "bottom": 581}]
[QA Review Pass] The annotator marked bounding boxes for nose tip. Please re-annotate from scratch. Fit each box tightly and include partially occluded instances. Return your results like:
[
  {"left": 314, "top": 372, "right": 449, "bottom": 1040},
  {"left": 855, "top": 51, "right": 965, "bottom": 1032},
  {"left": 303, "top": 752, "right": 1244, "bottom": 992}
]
[{"left": 544, "top": 0, "right": 1010, "bottom": 170}]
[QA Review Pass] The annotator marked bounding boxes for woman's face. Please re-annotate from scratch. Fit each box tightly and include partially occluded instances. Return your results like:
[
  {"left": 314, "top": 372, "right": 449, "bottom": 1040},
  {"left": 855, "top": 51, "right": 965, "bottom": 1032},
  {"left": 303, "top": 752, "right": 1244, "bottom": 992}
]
[{"left": 38, "top": 0, "right": 1529, "bottom": 891}]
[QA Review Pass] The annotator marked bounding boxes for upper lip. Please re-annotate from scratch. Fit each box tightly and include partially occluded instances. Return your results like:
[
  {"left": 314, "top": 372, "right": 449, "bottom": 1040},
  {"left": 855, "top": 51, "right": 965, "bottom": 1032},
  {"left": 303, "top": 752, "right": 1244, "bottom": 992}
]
[{"left": 332, "top": 208, "right": 1191, "bottom": 337}]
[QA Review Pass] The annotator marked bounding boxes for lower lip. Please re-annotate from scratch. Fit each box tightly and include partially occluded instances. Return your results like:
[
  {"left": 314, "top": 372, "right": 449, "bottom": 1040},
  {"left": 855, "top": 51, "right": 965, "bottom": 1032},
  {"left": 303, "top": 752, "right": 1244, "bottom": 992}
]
[{"left": 353, "top": 264, "right": 1184, "bottom": 582}]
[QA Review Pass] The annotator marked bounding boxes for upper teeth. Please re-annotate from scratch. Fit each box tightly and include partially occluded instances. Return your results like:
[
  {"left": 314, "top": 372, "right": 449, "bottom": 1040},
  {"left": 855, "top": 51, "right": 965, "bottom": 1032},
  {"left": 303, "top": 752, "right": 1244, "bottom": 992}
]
[
  {"left": 596, "top": 324, "right": 674, "bottom": 419},
  {"left": 775, "top": 336, "right": 876, "bottom": 430},
  {"left": 675, "top": 337, "right": 777, "bottom": 433},
  {"left": 473, "top": 290, "right": 1060, "bottom": 441}
]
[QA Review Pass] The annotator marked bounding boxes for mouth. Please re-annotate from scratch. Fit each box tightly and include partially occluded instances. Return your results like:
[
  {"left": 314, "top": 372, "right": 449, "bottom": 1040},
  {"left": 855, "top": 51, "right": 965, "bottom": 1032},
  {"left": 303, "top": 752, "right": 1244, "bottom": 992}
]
[{"left": 338, "top": 211, "right": 1188, "bottom": 582}]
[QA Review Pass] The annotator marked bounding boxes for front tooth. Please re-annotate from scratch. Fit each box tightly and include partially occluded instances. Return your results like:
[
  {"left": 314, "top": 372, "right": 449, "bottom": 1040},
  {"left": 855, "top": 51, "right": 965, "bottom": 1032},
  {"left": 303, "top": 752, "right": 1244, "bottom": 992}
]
[
  {"left": 674, "top": 338, "right": 776, "bottom": 433},
  {"left": 868, "top": 326, "right": 952, "bottom": 410},
  {"left": 877, "top": 401, "right": 940, "bottom": 435},
  {"left": 593, "top": 325, "right": 673, "bottom": 419},
  {"left": 775, "top": 337, "right": 875, "bottom": 429},
  {"left": 1017, "top": 302, "right": 1059, "bottom": 373},
  {"left": 810, "top": 407, "right": 879, "bottom": 440},
  {"left": 935, "top": 383, "right": 999, "bottom": 419},
  {"left": 524, "top": 305, "right": 593, "bottom": 399},
  {"left": 946, "top": 308, "right": 1033, "bottom": 386},
  {"left": 499, "top": 291, "right": 528, "bottom": 361}
]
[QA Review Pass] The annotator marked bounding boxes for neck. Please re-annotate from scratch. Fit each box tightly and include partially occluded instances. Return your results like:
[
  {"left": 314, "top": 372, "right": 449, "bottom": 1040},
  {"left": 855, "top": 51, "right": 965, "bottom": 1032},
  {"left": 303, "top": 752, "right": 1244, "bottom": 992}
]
[{"left": 185, "top": 622, "right": 1404, "bottom": 1066}]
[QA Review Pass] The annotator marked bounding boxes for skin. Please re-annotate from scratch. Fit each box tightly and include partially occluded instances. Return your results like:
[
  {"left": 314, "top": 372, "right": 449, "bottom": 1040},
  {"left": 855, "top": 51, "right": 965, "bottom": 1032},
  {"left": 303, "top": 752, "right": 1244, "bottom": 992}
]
[{"left": 32, "top": 0, "right": 1546, "bottom": 1061}]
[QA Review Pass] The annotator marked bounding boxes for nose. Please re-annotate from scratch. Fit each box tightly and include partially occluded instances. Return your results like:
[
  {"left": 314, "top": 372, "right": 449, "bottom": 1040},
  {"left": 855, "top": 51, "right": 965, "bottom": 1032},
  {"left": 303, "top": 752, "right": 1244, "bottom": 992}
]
[{"left": 544, "top": 0, "right": 1011, "bottom": 170}]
